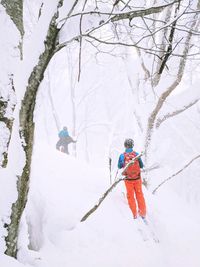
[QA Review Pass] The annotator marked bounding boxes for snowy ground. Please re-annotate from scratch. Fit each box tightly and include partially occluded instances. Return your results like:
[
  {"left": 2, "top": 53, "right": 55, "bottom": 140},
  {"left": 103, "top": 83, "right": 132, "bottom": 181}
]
[{"left": 9, "top": 144, "right": 199, "bottom": 267}]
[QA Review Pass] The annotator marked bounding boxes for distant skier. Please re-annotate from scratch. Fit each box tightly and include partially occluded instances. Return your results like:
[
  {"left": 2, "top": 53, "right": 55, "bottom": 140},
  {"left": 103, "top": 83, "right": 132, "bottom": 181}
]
[
  {"left": 56, "top": 126, "right": 76, "bottom": 154},
  {"left": 118, "top": 138, "right": 146, "bottom": 219}
]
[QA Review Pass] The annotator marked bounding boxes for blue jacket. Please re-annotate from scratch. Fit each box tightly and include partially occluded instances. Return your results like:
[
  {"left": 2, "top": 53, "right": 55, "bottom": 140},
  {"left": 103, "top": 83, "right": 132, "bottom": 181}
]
[
  {"left": 118, "top": 148, "right": 144, "bottom": 169},
  {"left": 58, "top": 129, "right": 69, "bottom": 138}
]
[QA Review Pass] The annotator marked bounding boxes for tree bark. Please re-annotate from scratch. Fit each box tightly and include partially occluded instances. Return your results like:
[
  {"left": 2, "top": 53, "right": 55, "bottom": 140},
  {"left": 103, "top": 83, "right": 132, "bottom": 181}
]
[
  {"left": 1, "top": 0, "right": 24, "bottom": 37},
  {"left": 1, "top": 0, "right": 24, "bottom": 59},
  {"left": 5, "top": 0, "right": 64, "bottom": 258},
  {"left": 0, "top": 77, "right": 16, "bottom": 167}
]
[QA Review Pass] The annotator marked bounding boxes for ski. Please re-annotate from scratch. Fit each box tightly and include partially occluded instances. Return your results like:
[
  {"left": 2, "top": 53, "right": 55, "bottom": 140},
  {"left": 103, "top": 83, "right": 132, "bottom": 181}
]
[
  {"left": 137, "top": 225, "right": 149, "bottom": 242},
  {"left": 141, "top": 218, "right": 160, "bottom": 243},
  {"left": 135, "top": 218, "right": 150, "bottom": 242}
]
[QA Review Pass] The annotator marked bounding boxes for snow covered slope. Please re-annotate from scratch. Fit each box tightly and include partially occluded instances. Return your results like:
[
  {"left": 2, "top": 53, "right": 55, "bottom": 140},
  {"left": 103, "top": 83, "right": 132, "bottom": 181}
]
[{"left": 14, "top": 144, "right": 200, "bottom": 267}]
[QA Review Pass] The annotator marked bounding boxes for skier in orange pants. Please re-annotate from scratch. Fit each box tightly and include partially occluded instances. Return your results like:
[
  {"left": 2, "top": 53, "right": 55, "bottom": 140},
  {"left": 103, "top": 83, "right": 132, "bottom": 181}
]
[{"left": 118, "top": 139, "right": 146, "bottom": 219}]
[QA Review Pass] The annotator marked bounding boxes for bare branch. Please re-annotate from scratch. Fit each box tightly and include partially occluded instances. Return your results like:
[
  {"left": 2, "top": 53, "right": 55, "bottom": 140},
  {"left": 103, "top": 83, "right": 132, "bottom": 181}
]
[
  {"left": 84, "top": 33, "right": 165, "bottom": 54},
  {"left": 80, "top": 177, "right": 124, "bottom": 222},
  {"left": 152, "top": 154, "right": 200, "bottom": 194},
  {"left": 158, "top": 0, "right": 182, "bottom": 75},
  {"left": 38, "top": 2, "right": 44, "bottom": 20},
  {"left": 47, "top": 70, "right": 61, "bottom": 131},
  {"left": 156, "top": 99, "right": 200, "bottom": 128},
  {"left": 59, "top": 0, "right": 80, "bottom": 30},
  {"left": 145, "top": 16, "right": 197, "bottom": 159},
  {"left": 59, "top": 1, "right": 179, "bottom": 23},
  {"left": 112, "top": 1, "right": 180, "bottom": 22},
  {"left": 78, "top": 0, "right": 88, "bottom": 82},
  {"left": 134, "top": 6, "right": 187, "bottom": 47}
]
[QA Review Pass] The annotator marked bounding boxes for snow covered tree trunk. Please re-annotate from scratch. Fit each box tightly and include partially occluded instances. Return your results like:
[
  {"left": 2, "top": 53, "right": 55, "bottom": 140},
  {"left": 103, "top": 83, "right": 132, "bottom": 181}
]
[
  {"left": 1, "top": 0, "right": 24, "bottom": 59},
  {"left": 5, "top": 0, "right": 63, "bottom": 258},
  {"left": 0, "top": 0, "right": 22, "bottom": 167},
  {"left": 144, "top": 17, "right": 198, "bottom": 181},
  {"left": 0, "top": 77, "right": 16, "bottom": 167}
]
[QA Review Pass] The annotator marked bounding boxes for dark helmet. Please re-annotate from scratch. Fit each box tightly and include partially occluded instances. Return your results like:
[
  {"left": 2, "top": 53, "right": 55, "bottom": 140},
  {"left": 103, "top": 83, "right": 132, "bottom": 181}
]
[
  {"left": 63, "top": 126, "right": 68, "bottom": 131},
  {"left": 124, "top": 138, "right": 134, "bottom": 148}
]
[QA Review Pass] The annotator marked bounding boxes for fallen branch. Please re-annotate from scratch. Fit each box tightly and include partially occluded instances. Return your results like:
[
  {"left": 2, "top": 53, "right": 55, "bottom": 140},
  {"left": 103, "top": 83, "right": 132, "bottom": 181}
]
[
  {"left": 80, "top": 153, "right": 143, "bottom": 222},
  {"left": 152, "top": 154, "right": 200, "bottom": 194}
]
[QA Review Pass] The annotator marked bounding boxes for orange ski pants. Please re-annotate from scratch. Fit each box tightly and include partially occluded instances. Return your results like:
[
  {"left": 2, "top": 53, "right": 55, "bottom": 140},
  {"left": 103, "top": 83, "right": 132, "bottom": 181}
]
[{"left": 124, "top": 179, "right": 146, "bottom": 218}]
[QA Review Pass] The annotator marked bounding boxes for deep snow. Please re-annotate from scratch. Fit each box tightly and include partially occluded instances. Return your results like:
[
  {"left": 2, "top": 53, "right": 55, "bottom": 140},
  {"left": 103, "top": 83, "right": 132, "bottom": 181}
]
[
  {"left": 15, "top": 144, "right": 200, "bottom": 267},
  {"left": 1, "top": 1, "right": 200, "bottom": 267}
]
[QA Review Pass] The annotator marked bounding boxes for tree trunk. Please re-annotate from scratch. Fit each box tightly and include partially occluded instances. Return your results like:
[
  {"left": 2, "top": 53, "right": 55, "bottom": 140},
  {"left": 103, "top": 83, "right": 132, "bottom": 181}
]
[
  {"left": 5, "top": 0, "right": 63, "bottom": 258},
  {"left": 144, "top": 18, "right": 197, "bottom": 174},
  {"left": 1, "top": 0, "right": 24, "bottom": 59},
  {"left": 0, "top": 77, "right": 16, "bottom": 167}
]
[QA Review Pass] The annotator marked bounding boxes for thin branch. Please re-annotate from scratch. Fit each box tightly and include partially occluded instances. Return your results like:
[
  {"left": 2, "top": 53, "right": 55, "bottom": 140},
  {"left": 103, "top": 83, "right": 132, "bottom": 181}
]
[
  {"left": 47, "top": 70, "right": 61, "bottom": 131},
  {"left": 80, "top": 177, "right": 124, "bottom": 222},
  {"left": 38, "top": 2, "right": 44, "bottom": 20},
  {"left": 152, "top": 155, "right": 200, "bottom": 194},
  {"left": 156, "top": 99, "right": 200, "bottom": 128},
  {"left": 145, "top": 16, "right": 197, "bottom": 159},
  {"left": 84, "top": 33, "right": 165, "bottom": 54},
  {"left": 134, "top": 6, "right": 187, "bottom": 47},
  {"left": 112, "top": 1, "right": 179, "bottom": 22},
  {"left": 59, "top": 0, "right": 79, "bottom": 30},
  {"left": 78, "top": 0, "right": 88, "bottom": 82},
  {"left": 59, "top": 1, "right": 179, "bottom": 23},
  {"left": 142, "top": 16, "right": 157, "bottom": 48},
  {"left": 158, "top": 0, "right": 182, "bottom": 75}
]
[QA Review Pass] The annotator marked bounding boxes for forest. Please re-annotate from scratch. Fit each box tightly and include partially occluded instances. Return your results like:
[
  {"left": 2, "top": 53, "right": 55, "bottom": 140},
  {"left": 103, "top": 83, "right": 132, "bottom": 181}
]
[{"left": 0, "top": 1, "right": 200, "bottom": 266}]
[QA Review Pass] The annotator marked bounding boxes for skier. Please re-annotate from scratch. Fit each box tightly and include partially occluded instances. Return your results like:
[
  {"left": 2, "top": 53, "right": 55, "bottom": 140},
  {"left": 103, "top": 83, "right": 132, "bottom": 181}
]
[
  {"left": 56, "top": 126, "right": 76, "bottom": 154},
  {"left": 118, "top": 138, "right": 146, "bottom": 219}
]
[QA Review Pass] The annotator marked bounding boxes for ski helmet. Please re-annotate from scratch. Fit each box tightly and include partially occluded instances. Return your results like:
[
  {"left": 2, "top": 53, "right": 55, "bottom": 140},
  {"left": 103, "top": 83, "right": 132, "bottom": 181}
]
[
  {"left": 124, "top": 138, "right": 134, "bottom": 148},
  {"left": 63, "top": 126, "right": 68, "bottom": 131}
]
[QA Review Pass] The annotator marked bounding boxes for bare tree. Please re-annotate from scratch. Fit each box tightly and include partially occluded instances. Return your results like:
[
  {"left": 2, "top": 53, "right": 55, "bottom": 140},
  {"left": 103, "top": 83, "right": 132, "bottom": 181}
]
[{"left": 144, "top": 16, "right": 199, "bottom": 171}]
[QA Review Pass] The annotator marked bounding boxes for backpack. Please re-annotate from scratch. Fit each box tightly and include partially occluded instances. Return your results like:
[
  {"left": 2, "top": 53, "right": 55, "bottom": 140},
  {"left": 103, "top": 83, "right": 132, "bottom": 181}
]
[{"left": 122, "top": 151, "right": 141, "bottom": 179}]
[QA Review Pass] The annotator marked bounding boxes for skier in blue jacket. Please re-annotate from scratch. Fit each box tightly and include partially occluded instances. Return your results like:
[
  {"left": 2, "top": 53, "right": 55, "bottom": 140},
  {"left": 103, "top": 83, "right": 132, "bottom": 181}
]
[{"left": 56, "top": 126, "right": 76, "bottom": 154}]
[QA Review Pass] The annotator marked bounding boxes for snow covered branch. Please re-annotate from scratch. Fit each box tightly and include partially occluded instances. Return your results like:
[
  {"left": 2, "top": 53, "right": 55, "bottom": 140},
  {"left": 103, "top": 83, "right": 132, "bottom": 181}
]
[
  {"left": 157, "top": 0, "right": 181, "bottom": 75},
  {"left": 156, "top": 99, "right": 200, "bottom": 128},
  {"left": 152, "top": 154, "right": 200, "bottom": 194},
  {"left": 111, "top": 1, "right": 179, "bottom": 22},
  {"left": 56, "top": 1, "right": 189, "bottom": 57},
  {"left": 78, "top": 0, "right": 88, "bottom": 82},
  {"left": 145, "top": 16, "right": 197, "bottom": 164},
  {"left": 81, "top": 177, "right": 124, "bottom": 222},
  {"left": 60, "top": 1, "right": 179, "bottom": 23}
]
